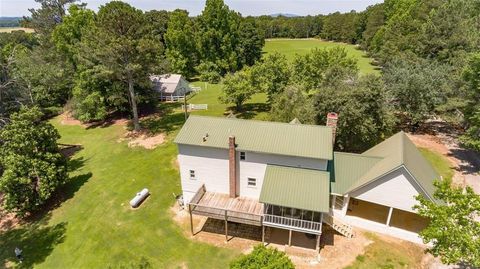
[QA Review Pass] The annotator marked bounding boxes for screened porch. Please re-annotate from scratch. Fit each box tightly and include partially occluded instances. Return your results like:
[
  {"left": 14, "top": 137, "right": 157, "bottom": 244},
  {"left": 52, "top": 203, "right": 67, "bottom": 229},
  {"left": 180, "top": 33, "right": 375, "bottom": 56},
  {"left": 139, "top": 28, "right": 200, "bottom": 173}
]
[{"left": 263, "top": 204, "right": 323, "bottom": 234}]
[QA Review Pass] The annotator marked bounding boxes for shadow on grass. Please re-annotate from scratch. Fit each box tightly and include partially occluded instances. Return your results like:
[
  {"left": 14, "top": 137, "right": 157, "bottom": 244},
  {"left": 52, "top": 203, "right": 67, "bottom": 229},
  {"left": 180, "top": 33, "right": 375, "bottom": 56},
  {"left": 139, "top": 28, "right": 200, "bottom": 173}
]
[
  {"left": 0, "top": 219, "right": 67, "bottom": 268},
  {"left": 28, "top": 154, "right": 92, "bottom": 222},
  {"left": 141, "top": 112, "right": 185, "bottom": 134},
  {"left": 231, "top": 103, "right": 270, "bottom": 120},
  {"left": 107, "top": 256, "right": 152, "bottom": 269}
]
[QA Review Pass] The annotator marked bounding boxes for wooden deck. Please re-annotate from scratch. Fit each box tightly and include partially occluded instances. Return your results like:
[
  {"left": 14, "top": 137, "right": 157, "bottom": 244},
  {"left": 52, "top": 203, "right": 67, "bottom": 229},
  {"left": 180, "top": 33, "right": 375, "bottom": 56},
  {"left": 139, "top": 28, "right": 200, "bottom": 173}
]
[
  {"left": 189, "top": 191, "right": 264, "bottom": 226},
  {"left": 198, "top": 192, "right": 264, "bottom": 215}
]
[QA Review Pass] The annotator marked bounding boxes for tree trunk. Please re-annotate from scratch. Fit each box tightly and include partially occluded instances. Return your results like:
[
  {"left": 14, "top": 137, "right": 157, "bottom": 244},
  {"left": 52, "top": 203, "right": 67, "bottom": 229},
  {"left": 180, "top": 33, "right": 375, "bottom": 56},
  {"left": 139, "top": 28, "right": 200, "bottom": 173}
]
[{"left": 128, "top": 77, "right": 140, "bottom": 132}]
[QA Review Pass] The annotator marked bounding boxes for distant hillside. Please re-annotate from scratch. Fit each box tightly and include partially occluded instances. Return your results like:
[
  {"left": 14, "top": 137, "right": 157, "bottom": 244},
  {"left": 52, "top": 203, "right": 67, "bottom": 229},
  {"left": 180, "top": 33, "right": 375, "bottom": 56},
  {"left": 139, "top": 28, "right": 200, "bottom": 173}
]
[
  {"left": 269, "top": 13, "right": 300, "bottom": 18},
  {"left": 0, "top": 17, "right": 22, "bottom": 27}
]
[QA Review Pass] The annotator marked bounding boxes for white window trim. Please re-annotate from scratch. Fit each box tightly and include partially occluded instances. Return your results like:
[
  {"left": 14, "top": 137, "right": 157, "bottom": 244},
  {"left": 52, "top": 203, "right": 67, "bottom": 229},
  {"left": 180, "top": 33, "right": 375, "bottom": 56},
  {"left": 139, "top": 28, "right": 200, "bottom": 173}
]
[
  {"left": 189, "top": 170, "right": 196, "bottom": 180},
  {"left": 247, "top": 177, "right": 257, "bottom": 188},
  {"left": 240, "top": 151, "right": 246, "bottom": 161}
]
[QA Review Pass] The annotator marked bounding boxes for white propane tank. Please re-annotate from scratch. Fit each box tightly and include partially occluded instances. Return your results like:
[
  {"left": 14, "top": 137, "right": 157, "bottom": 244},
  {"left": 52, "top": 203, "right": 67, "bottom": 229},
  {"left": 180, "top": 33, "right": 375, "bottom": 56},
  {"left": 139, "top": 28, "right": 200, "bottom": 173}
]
[{"left": 130, "top": 188, "right": 149, "bottom": 208}]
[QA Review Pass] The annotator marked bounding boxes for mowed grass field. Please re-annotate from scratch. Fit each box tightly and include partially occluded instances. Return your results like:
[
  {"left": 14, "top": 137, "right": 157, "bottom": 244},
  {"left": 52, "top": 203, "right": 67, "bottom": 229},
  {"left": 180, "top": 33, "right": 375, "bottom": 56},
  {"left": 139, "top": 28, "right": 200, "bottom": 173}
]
[
  {"left": 0, "top": 27, "right": 34, "bottom": 33},
  {"left": 0, "top": 117, "right": 237, "bottom": 268},
  {"left": 264, "top": 39, "right": 379, "bottom": 74},
  {"left": 187, "top": 82, "right": 269, "bottom": 120}
]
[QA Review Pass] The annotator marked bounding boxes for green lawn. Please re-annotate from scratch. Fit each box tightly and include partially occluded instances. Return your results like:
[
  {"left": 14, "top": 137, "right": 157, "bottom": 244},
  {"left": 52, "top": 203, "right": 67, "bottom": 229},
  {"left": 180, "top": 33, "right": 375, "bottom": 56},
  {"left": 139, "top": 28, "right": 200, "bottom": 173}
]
[
  {"left": 346, "top": 233, "right": 424, "bottom": 269},
  {"left": 0, "top": 117, "right": 237, "bottom": 268},
  {"left": 419, "top": 148, "right": 455, "bottom": 180},
  {"left": 186, "top": 81, "right": 269, "bottom": 120},
  {"left": 264, "top": 39, "right": 379, "bottom": 75}
]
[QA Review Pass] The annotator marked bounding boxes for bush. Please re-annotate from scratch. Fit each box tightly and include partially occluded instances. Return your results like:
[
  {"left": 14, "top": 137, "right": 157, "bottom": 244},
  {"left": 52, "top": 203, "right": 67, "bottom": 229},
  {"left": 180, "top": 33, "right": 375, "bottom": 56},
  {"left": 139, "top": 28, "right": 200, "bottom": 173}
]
[
  {"left": 230, "top": 244, "right": 295, "bottom": 269},
  {"left": 72, "top": 91, "right": 108, "bottom": 122}
]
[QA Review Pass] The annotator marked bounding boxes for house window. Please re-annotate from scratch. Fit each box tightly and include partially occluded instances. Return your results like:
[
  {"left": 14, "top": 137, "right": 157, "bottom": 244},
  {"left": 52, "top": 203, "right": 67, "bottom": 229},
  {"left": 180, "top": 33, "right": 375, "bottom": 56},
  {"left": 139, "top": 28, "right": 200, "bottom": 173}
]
[
  {"left": 189, "top": 170, "right": 196, "bottom": 180},
  {"left": 240, "top": 152, "right": 246, "bottom": 161},
  {"left": 247, "top": 177, "right": 256, "bottom": 187}
]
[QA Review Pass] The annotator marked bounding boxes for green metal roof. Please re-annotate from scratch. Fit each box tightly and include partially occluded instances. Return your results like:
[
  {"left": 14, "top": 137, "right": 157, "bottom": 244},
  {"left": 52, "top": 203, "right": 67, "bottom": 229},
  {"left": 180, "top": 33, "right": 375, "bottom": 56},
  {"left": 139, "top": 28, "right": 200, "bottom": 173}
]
[
  {"left": 340, "top": 132, "right": 440, "bottom": 201},
  {"left": 330, "top": 152, "right": 382, "bottom": 195},
  {"left": 174, "top": 115, "right": 333, "bottom": 160},
  {"left": 259, "top": 165, "right": 331, "bottom": 212}
]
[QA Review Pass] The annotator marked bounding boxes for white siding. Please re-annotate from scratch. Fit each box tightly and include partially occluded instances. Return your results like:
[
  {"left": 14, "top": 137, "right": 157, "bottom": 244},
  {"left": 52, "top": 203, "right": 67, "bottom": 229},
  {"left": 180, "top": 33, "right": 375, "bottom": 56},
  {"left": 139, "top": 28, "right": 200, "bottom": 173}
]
[
  {"left": 178, "top": 145, "right": 230, "bottom": 203},
  {"left": 350, "top": 167, "right": 424, "bottom": 213},
  {"left": 178, "top": 144, "right": 328, "bottom": 202}
]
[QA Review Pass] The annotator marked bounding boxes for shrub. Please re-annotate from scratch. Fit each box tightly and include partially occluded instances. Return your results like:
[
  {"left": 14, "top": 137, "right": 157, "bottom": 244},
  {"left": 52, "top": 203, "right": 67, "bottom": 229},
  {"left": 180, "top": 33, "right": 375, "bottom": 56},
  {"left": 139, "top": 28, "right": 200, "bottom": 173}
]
[{"left": 230, "top": 244, "right": 295, "bottom": 269}]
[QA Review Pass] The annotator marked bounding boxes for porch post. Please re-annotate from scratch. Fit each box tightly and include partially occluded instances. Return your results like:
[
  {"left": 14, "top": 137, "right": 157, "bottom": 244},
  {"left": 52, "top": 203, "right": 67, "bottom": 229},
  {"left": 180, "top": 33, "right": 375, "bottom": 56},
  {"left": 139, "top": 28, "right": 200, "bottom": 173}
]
[
  {"left": 189, "top": 204, "right": 194, "bottom": 235},
  {"left": 316, "top": 234, "right": 321, "bottom": 253},
  {"left": 224, "top": 210, "right": 228, "bottom": 242},
  {"left": 386, "top": 207, "right": 393, "bottom": 226},
  {"left": 341, "top": 195, "right": 350, "bottom": 217},
  {"left": 262, "top": 226, "right": 265, "bottom": 244},
  {"left": 288, "top": 230, "right": 292, "bottom": 246}
]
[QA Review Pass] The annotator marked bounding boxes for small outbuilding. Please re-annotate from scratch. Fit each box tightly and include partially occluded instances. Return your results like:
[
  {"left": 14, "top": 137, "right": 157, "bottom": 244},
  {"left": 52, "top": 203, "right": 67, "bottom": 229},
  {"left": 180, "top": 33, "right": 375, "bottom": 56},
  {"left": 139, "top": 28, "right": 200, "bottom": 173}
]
[{"left": 150, "top": 74, "right": 192, "bottom": 101}]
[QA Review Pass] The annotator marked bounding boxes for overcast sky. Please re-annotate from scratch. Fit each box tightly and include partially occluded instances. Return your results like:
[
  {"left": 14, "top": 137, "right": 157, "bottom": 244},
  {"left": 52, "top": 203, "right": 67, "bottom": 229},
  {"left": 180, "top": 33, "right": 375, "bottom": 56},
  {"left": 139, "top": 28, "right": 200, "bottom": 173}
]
[{"left": 1, "top": 0, "right": 384, "bottom": 17}]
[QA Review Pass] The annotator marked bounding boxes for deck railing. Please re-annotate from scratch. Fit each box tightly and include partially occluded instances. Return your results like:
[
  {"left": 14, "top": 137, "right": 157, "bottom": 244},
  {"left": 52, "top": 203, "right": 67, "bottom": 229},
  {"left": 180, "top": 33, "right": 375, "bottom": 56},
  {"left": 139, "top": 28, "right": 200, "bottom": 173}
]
[
  {"left": 263, "top": 214, "right": 322, "bottom": 233},
  {"left": 189, "top": 202, "right": 263, "bottom": 226},
  {"left": 190, "top": 185, "right": 206, "bottom": 205}
]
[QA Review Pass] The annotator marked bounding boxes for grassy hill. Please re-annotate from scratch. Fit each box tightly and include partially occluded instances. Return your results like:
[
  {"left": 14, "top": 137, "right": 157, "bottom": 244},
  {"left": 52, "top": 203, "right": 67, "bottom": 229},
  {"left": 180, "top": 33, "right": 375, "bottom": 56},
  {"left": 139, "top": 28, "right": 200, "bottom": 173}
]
[{"left": 264, "top": 39, "right": 379, "bottom": 74}]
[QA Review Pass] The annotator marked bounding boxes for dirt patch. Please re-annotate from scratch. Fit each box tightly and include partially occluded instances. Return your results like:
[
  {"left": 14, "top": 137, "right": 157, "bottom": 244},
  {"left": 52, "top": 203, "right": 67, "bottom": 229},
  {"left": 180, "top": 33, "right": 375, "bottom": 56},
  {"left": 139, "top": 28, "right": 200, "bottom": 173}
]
[
  {"left": 60, "top": 112, "right": 86, "bottom": 126},
  {"left": 118, "top": 131, "right": 166, "bottom": 150},
  {"left": 170, "top": 204, "right": 375, "bottom": 268},
  {"left": 0, "top": 211, "right": 22, "bottom": 232},
  {"left": 59, "top": 112, "right": 128, "bottom": 128},
  {"left": 407, "top": 128, "right": 480, "bottom": 191}
]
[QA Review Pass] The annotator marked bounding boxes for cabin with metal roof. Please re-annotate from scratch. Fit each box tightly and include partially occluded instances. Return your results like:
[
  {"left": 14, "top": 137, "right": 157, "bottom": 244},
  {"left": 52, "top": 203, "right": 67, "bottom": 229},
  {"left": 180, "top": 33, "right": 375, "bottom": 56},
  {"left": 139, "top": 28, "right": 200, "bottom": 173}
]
[
  {"left": 150, "top": 74, "right": 192, "bottom": 101},
  {"left": 174, "top": 114, "right": 440, "bottom": 250}
]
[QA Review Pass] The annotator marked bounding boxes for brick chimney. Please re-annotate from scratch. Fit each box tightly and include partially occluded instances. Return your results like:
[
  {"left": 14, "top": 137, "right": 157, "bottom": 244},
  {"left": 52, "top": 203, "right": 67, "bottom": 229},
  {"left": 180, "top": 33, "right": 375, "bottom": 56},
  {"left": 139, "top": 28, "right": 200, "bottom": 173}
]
[
  {"left": 228, "top": 136, "right": 237, "bottom": 198},
  {"left": 326, "top": 112, "right": 338, "bottom": 144}
]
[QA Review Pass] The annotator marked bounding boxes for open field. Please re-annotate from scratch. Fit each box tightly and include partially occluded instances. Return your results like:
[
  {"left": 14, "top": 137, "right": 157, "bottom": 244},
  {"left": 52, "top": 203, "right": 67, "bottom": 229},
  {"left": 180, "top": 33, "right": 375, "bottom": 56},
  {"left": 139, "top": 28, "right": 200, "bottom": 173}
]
[
  {"left": 187, "top": 81, "right": 269, "bottom": 120},
  {"left": 264, "top": 39, "right": 379, "bottom": 74},
  {"left": 0, "top": 27, "right": 34, "bottom": 33},
  {"left": 0, "top": 117, "right": 237, "bottom": 268}
]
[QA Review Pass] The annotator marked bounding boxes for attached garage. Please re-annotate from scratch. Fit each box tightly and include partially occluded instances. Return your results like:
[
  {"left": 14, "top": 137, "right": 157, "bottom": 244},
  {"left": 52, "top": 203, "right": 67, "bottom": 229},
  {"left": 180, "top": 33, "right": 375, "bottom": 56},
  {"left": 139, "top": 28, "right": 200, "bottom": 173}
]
[{"left": 330, "top": 132, "right": 441, "bottom": 243}]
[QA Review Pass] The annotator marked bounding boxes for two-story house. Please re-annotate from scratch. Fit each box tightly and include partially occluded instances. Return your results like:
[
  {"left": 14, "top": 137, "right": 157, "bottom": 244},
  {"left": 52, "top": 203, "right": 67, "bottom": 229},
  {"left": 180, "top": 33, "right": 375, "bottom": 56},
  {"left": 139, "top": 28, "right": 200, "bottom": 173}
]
[{"left": 174, "top": 114, "right": 439, "bottom": 250}]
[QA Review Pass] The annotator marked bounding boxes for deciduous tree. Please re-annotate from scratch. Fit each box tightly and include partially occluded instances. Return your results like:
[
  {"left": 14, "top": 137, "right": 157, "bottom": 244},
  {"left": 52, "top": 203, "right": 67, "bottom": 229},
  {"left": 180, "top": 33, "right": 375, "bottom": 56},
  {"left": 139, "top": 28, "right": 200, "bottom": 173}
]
[
  {"left": 415, "top": 179, "right": 480, "bottom": 267},
  {"left": 383, "top": 58, "right": 454, "bottom": 126},
  {"left": 292, "top": 47, "right": 358, "bottom": 91},
  {"left": 313, "top": 75, "right": 395, "bottom": 152},
  {"left": 461, "top": 53, "right": 480, "bottom": 150},
  {"left": 270, "top": 85, "right": 314, "bottom": 124},
  {"left": 219, "top": 68, "right": 255, "bottom": 111},
  {"left": 164, "top": 9, "right": 198, "bottom": 79},
  {"left": 251, "top": 52, "right": 290, "bottom": 102}
]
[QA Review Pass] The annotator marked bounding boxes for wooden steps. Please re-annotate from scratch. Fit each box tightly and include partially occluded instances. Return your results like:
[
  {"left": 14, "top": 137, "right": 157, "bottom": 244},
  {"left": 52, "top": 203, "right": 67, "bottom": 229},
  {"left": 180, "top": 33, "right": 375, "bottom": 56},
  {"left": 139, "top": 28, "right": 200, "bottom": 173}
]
[{"left": 323, "top": 214, "right": 354, "bottom": 238}]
